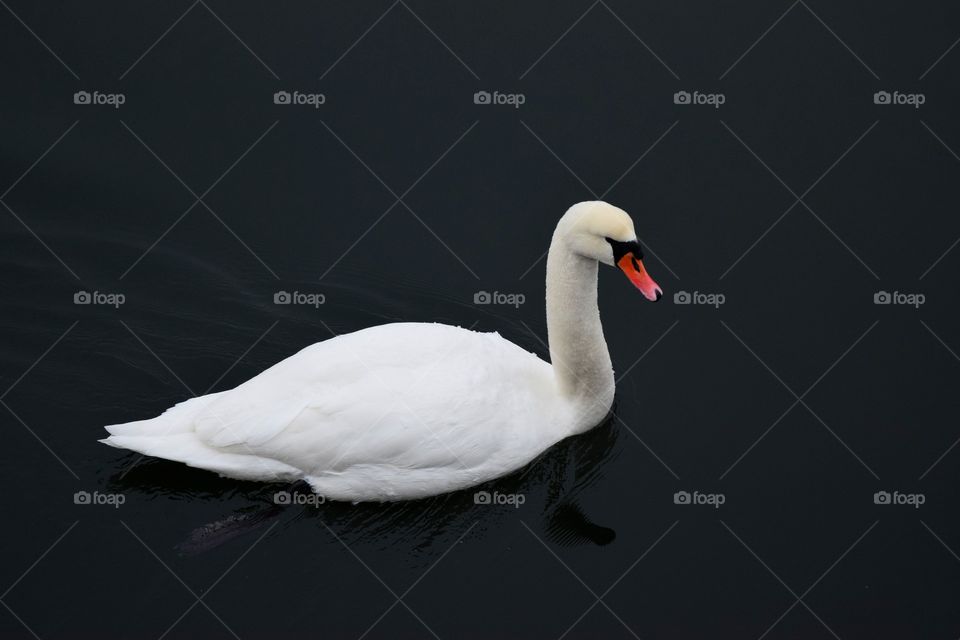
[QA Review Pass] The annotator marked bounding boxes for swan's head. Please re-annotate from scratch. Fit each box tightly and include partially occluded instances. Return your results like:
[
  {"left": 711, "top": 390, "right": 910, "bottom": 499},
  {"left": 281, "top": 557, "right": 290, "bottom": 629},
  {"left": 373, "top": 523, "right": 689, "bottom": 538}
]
[{"left": 559, "top": 201, "right": 663, "bottom": 302}]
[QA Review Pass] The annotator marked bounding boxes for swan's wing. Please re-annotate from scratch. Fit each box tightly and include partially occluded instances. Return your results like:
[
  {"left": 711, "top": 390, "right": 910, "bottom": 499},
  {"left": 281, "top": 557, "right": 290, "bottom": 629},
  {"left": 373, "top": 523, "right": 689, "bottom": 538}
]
[{"left": 192, "top": 323, "right": 553, "bottom": 474}]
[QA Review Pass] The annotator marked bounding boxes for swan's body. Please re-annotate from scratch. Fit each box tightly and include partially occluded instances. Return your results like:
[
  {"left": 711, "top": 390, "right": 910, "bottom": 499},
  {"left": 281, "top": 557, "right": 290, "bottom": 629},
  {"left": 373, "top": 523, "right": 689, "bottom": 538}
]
[
  {"left": 107, "top": 323, "right": 572, "bottom": 500},
  {"left": 102, "top": 202, "right": 662, "bottom": 501}
]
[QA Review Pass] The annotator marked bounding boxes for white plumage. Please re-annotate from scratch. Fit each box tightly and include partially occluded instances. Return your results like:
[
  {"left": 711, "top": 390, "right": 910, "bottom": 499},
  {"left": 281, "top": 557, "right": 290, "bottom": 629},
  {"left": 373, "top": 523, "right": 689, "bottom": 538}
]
[{"left": 102, "top": 201, "right": 662, "bottom": 501}]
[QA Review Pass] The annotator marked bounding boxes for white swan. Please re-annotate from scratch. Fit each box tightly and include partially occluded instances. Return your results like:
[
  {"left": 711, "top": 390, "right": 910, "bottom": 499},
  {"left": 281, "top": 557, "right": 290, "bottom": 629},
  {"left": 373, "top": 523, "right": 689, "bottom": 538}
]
[{"left": 102, "top": 201, "right": 662, "bottom": 501}]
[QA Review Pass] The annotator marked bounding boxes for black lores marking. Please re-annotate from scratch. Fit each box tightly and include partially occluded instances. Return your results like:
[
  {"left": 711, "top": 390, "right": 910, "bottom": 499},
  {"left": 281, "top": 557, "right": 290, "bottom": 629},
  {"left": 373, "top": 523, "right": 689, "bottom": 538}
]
[{"left": 606, "top": 238, "right": 644, "bottom": 263}]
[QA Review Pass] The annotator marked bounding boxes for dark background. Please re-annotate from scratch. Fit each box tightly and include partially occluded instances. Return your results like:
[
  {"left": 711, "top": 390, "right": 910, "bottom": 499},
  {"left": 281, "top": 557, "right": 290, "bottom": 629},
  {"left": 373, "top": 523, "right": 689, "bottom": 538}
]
[{"left": 1, "top": 1, "right": 959, "bottom": 638}]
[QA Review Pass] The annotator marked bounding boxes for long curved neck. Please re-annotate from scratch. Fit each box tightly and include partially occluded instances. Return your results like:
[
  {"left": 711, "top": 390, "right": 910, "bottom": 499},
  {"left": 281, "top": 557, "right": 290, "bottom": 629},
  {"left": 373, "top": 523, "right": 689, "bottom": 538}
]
[{"left": 545, "top": 233, "right": 615, "bottom": 432}]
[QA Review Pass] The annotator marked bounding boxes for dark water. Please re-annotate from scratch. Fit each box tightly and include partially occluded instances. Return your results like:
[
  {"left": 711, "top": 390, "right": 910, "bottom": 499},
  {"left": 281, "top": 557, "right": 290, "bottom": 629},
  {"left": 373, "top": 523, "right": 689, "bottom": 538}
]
[{"left": 2, "top": 1, "right": 960, "bottom": 638}]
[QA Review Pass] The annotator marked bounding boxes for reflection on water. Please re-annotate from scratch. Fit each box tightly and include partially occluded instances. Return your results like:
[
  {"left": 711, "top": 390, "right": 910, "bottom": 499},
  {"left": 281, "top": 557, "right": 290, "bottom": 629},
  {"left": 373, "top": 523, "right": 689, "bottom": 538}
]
[{"left": 107, "top": 413, "right": 622, "bottom": 556}]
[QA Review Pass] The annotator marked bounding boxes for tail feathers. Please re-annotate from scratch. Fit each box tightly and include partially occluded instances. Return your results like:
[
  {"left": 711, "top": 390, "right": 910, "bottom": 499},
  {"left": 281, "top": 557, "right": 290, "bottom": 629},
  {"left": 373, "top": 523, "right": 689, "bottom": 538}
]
[
  {"left": 101, "top": 432, "right": 302, "bottom": 482},
  {"left": 104, "top": 393, "right": 225, "bottom": 438},
  {"left": 102, "top": 391, "right": 303, "bottom": 482}
]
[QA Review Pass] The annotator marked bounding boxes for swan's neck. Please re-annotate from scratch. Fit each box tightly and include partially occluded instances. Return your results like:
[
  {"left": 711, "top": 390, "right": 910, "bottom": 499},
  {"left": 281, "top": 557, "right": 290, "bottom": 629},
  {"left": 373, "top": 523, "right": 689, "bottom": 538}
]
[{"left": 545, "top": 236, "right": 614, "bottom": 433}]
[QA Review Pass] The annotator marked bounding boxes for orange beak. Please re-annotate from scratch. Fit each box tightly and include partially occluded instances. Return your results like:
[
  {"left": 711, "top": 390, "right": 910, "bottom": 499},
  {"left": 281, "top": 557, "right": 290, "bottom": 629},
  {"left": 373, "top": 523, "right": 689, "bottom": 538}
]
[{"left": 617, "top": 254, "right": 662, "bottom": 301}]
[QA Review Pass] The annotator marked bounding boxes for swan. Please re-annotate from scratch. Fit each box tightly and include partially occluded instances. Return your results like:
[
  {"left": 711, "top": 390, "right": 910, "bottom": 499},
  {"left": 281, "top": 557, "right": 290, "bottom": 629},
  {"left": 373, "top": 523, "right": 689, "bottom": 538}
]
[{"left": 101, "top": 201, "right": 662, "bottom": 501}]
